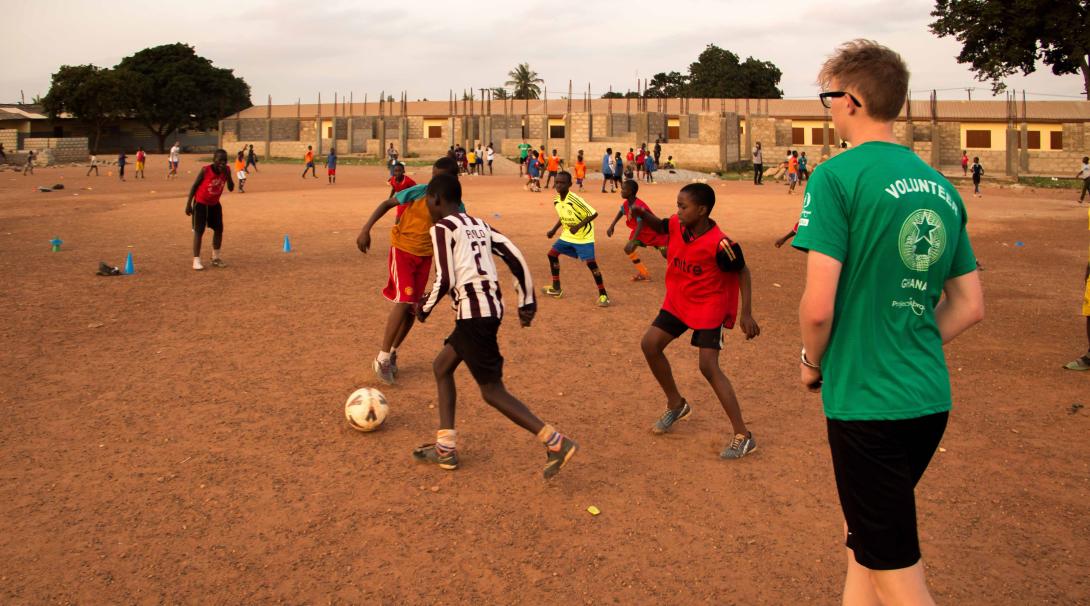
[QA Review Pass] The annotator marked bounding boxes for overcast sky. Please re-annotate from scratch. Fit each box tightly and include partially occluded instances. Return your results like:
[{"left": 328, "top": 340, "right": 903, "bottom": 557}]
[{"left": 4, "top": 0, "right": 1084, "bottom": 106}]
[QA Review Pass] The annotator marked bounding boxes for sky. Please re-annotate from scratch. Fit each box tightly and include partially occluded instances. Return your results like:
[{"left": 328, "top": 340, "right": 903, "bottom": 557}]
[{"left": 3, "top": 0, "right": 1084, "bottom": 106}]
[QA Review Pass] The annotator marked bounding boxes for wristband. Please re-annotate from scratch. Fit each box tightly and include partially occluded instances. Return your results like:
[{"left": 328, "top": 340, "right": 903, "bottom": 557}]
[{"left": 801, "top": 348, "right": 821, "bottom": 370}]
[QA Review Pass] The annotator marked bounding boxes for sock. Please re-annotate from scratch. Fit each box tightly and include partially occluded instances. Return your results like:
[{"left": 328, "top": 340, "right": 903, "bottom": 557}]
[
  {"left": 627, "top": 250, "right": 648, "bottom": 276},
  {"left": 212, "top": 249, "right": 221, "bottom": 260},
  {"left": 536, "top": 424, "right": 563, "bottom": 452},
  {"left": 548, "top": 253, "right": 561, "bottom": 289},
  {"left": 436, "top": 429, "right": 456, "bottom": 455},
  {"left": 377, "top": 350, "right": 391, "bottom": 363},
  {"left": 586, "top": 260, "right": 606, "bottom": 295}
]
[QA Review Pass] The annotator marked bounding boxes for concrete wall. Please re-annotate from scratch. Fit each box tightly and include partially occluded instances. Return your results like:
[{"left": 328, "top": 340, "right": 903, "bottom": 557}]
[{"left": 20, "top": 137, "right": 90, "bottom": 164}]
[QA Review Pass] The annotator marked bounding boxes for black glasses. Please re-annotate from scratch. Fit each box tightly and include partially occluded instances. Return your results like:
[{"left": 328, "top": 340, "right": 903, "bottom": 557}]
[{"left": 819, "top": 91, "right": 862, "bottom": 109}]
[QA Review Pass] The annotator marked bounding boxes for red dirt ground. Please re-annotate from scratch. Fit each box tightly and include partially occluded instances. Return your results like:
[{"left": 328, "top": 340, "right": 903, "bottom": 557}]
[{"left": 0, "top": 157, "right": 1087, "bottom": 604}]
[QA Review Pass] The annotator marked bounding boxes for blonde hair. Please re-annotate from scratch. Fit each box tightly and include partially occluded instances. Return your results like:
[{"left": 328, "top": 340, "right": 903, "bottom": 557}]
[{"left": 818, "top": 40, "right": 908, "bottom": 122}]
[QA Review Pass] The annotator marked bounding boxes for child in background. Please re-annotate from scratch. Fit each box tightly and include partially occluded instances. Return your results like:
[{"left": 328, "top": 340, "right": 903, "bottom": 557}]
[
  {"left": 475, "top": 145, "right": 485, "bottom": 175},
  {"left": 388, "top": 162, "right": 417, "bottom": 201},
  {"left": 798, "top": 151, "right": 809, "bottom": 182},
  {"left": 606, "top": 179, "right": 668, "bottom": 281},
  {"left": 631, "top": 183, "right": 760, "bottom": 458},
  {"left": 601, "top": 147, "right": 615, "bottom": 194},
  {"left": 544, "top": 171, "right": 610, "bottom": 307},
  {"left": 327, "top": 147, "right": 337, "bottom": 184},
  {"left": 573, "top": 153, "right": 587, "bottom": 192},
  {"left": 22, "top": 150, "right": 35, "bottom": 176},
  {"left": 302, "top": 145, "right": 316, "bottom": 178},
  {"left": 466, "top": 148, "right": 477, "bottom": 175},
  {"left": 545, "top": 149, "right": 561, "bottom": 189},
  {"left": 413, "top": 174, "right": 577, "bottom": 478},
  {"left": 526, "top": 150, "right": 542, "bottom": 192},
  {"left": 971, "top": 156, "right": 983, "bottom": 197},
  {"left": 644, "top": 153, "right": 656, "bottom": 183},
  {"left": 235, "top": 151, "right": 247, "bottom": 193},
  {"left": 486, "top": 143, "right": 494, "bottom": 175},
  {"left": 117, "top": 150, "right": 126, "bottom": 181},
  {"left": 613, "top": 152, "right": 625, "bottom": 192},
  {"left": 135, "top": 147, "right": 146, "bottom": 179},
  {"left": 961, "top": 150, "right": 969, "bottom": 176}
]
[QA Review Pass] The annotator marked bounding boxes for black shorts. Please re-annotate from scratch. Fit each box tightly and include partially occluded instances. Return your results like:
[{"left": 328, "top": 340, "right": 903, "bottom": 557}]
[
  {"left": 827, "top": 411, "right": 949, "bottom": 570},
  {"left": 445, "top": 317, "right": 504, "bottom": 385},
  {"left": 651, "top": 308, "right": 723, "bottom": 350},
  {"left": 192, "top": 203, "right": 223, "bottom": 233}
]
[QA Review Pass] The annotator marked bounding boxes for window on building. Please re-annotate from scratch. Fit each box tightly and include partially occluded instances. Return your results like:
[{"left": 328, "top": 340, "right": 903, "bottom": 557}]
[
  {"left": 428, "top": 125, "right": 443, "bottom": 138},
  {"left": 1027, "top": 131, "right": 1040, "bottom": 149},
  {"left": 549, "top": 124, "right": 565, "bottom": 138},
  {"left": 326, "top": 126, "right": 333, "bottom": 138},
  {"left": 667, "top": 125, "right": 680, "bottom": 139},
  {"left": 811, "top": 128, "right": 824, "bottom": 145},
  {"left": 792, "top": 127, "right": 805, "bottom": 145},
  {"left": 965, "top": 130, "right": 991, "bottom": 149},
  {"left": 1051, "top": 131, "right": 1063, "bottom": 150},
  {"left": 739, "top": 126, "right": 744, "bottom": 137}
]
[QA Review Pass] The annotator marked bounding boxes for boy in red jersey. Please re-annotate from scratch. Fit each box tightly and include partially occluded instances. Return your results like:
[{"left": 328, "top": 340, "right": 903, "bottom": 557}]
[
  {"left": 185, "top": 149, "right": 235, "bottom": 270},
  {"left": 631, "top": 182, "right": 761, "bottom": 459},
  {"left": 606, "top": 179, "right": 668, "bottom": 281}
]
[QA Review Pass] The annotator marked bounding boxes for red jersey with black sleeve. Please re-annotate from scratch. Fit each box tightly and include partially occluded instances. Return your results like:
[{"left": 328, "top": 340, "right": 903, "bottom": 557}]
[
  {"left": 389, "top": 175, "right": 418, "bottom": 218},
  {"left": 194, "top": 165, "right": 229, "bottom": 205},
  {"left": 662, "top": 215, "right": 745, "bottom": 329},
  {"left": 622, "top": 198, "right": 669, "bottom": 246}
]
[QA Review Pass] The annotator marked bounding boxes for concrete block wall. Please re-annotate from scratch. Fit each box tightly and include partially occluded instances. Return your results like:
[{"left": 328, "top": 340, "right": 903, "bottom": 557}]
[
  {"left": 0, "top": 129, "right": 17, "bottom": 156},
  {"left": 271, "top": 119, "right": 300, "bottom": 141},
  {"left": 1027, "top": 150, "right": 1086, "bottom": 176},
  {"left": 935, "top": 123, "right": 962, "bottom": 165},
  {"left": 239, "top": 119, "right": 266, "bottom": 140},
  {"left": 407, "top": 116, "right": 424, "bottom": 140},
  {"left": 20, "top": 137, "right": 90, "bottom": 163}
]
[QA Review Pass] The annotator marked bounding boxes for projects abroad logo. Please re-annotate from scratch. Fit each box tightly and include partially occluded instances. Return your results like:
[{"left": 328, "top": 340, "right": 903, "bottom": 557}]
[
  {"left": 898, "top": 209, "right": 945, "bottom": 271},
  {"left": 799, "top": 192, "right": 813, "bottom": 227}
]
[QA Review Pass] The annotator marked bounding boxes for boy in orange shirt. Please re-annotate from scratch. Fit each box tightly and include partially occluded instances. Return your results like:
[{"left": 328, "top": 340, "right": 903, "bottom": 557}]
[
  {"left": 573, "top": 152, "right": 587, "bottom": 192},
  {"left": 302, "top": 145, "right": 317, "bottom": 178},
  {"left": 544, "top": 149, "right": 562, "bottom": 189}
]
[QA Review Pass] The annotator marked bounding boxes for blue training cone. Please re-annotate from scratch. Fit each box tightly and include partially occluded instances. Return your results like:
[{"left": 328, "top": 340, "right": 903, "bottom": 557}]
[
  {"left": 283, "top": 235, "right": 292, "bottom": 253},
  {"left": 50, "top": 237, "right": 62, "bottom": 252},
  {"left": 123, "top": 251, "right": 134, "bottom": 274}
]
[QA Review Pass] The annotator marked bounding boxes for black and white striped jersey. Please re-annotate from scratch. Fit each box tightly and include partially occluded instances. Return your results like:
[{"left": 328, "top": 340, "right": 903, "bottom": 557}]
[{"left": 420, "top": 213, "right": 535, "bottom": 321}]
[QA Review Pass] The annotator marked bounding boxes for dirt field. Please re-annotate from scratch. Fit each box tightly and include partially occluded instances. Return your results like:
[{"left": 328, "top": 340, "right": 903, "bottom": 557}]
[{"left": 1, "top": 156, "right": 1087, "bottom": 605}]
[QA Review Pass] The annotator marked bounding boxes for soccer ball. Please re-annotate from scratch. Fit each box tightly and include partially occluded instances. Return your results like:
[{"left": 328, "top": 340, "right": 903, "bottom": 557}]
[{"left": 345, "top": 387, "right": 389, "bottom": 432}]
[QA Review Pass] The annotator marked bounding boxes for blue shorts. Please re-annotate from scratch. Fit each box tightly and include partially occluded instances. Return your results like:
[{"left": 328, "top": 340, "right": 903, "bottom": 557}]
[{"left": 551, "top": 240, "right": 596, "bottom": 261}]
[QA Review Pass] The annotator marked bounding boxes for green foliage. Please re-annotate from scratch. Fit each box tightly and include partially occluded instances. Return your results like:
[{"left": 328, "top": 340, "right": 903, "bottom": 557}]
[
  {"left": 116, "top": 43, "right": 251, "bottom": 151},
  {"left": 645, "top": 71, "right": 689, "bottom": 98},
  {"left": 930, "top": 0, "right": 1090, "bottom": 98},
  {"left": 1017, "top": 176, "right": 1081, "bottom": 189},
  {"left": 688, "top": 45, "right": 783, "bottom": 98},
  {"left": 491, "top": 88, "right": 510, "bottom": 100},
  {"left": 600, "top": 91, "right": 641, "bottom": 99},
  {"left": 42, "top": 65, "right": 124, "bottom": 152},
  {"left": 505, "top": 63, "right": 544, "bottom": 100}
]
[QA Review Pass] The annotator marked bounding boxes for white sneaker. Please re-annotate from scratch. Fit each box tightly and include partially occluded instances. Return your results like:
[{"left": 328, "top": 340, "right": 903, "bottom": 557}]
[{"left": 193, "top": 259, "right": 204, "bottom": 271}]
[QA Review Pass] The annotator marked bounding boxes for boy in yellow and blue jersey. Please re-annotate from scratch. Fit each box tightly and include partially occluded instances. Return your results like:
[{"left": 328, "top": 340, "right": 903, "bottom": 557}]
[{"left": 544, "top": 171, "right": 610, "bottom": 307}]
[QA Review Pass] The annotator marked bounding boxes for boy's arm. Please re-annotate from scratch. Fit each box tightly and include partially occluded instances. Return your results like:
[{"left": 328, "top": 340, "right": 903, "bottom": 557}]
[
  {"left": 416, "top": 225, "right": 454, "bottom": 322},
  {"left": 798, "top": 251, "right": 842, "bottom": 390},
  {"left": 184, "top": 170, "right": 203, "bottom": 214},
  {"left": 546, "top": 219, "right": 562, "bottom": 238},
  {"left": 226, "top": 170, "right": 234, "bottom": 192},
  {"left": 629, "top": 205, "right": 667, "bottom": 234},
  {"left": 774, "top": 229, "right": 797, "bottom": 248},
  {"left": 356, "top": 197, "right": 401, "bottom": 253},
  {"left": 934, "top": 270, "right": 984, "bottom": 344},
  {"left": 605, "top": 208, "right": 625, "bottom": 237},
  {"left": 570, "top": 212, "right": 598, "bottom": 234},
  {"left": 737, "top": 266, "right": 759, "bottom": 339},
  {"left": 490, "top": 228, "right": 537, "bottom": 326}
]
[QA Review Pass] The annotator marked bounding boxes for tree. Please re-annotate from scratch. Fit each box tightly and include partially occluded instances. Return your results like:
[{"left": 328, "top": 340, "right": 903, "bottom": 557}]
[
  {"left": 645, "top": 71, "right": 690, "bottom": 98},
  {"left": 491, "top": 88, "right": 510, "bottom": 100},
  {"left": 687, "top": 44, "right": 783, "bottom": 98},
  {"left": 930, "top": 0, "right": 1090, "bottom": 98},
  {"left": 42, "top": 65, "right": 123, "bottom": 153},
  {"left": 600, "top": 90, "right": 641, "bottom": 99},
  {"left": 116, "top": 43, "right": 250, "bottom": 152},
  {"left": 505, "top": 63, "right": 544, "bottom": 100}
]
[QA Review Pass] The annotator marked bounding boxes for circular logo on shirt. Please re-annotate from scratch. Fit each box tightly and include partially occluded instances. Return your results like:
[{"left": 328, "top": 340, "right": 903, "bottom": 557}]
[
  {"left": 803, "top": 192, "right": 812, "bottom": 208},
  {"left": 403, "top": 286, "right": 414, "bottom": 296},
  {"left": 898, "top": 209, "right": 946, "bottom": 271}
]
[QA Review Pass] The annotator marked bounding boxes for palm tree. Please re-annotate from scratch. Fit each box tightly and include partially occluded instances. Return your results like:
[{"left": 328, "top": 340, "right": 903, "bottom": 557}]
[
  {"left": 505, "top": 63, "right": 544, "bottom": 100},
  {"left": 491, "top": 87, "right": 509, "bottom": 100}
]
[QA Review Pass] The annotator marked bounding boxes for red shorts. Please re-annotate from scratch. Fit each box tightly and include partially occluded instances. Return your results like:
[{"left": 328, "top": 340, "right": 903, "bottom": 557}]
[
  {"left": 327, "top": 168, "right": 336, "bottom": 175},
  {"left": 631, "top": 228, "right": 669, "bottom": 247},
  {"left": 382, "top": 247, "right": 432, "bottom": 304}
]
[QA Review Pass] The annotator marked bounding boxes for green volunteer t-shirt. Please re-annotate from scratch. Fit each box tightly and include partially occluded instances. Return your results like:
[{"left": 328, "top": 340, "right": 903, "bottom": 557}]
[
  {"left": 793, "top": 141, "right": 977, "bottom": 421},
  {"left": 518, "top": 143, "right": 531, "bottom": 159}
]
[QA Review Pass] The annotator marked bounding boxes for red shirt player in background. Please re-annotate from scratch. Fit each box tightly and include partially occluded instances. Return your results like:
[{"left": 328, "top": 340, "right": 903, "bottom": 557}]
[
  {"left": 631, "top": 182, "right": 762, "bottom": 459},
  {"left": 606, "top": 179, "right": 668, "bottom": 281},
  {"left": 185, "top": 149, "right": 234, "bottom": 271},
  {"left": 388, "top": 162, "right": 418, "bottom": 221}
]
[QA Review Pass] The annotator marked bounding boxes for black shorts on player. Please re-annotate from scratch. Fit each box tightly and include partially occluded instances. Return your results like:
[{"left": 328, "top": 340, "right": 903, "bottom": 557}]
[
  {"left": 191, "top": 203, "right": 223, "bottom": 234},
  {"left": 652, "top": 308, "right": 723, "bottom": 350},
  {"left": 826, "top": 411, "right": 948, "bottom": 570},
  {"left": 444, "top": 317, "right": 504, "bottom": 385}
]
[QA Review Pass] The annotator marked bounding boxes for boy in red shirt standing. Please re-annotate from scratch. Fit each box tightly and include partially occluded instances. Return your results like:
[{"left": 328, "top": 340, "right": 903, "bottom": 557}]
[
  {"left": 185, "top": 149, "right": 235, "bottom": 270},
  {"left": 631, "top": 183, "right": 761, "bottom": 459},
  {"left": 605, "top": 179, "right": 668, "bottom": 281}
]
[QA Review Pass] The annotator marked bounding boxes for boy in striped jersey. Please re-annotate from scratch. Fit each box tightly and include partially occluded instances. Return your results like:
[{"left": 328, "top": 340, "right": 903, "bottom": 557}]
[
  {"left": 413, "top": 175, "right": 578, "bottom": 479},
  {"left": 544, "top": 171, "right": 611, "bottom": 306}
]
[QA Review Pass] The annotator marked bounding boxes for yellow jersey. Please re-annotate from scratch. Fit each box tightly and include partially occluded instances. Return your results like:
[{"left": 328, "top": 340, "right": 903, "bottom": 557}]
[{"left": 553, "top": 192, "right": 596, "bottom": 244}]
